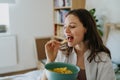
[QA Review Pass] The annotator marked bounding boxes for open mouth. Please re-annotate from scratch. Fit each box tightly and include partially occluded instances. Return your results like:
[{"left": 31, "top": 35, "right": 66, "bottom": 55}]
[{"left": 67, "top": 36, "right": 74, "bottom": 42}]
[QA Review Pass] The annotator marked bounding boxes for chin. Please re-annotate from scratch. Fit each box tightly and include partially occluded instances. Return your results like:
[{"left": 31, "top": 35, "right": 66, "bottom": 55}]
[{"left": 68, "top": 43, "right": 75, "bottom": 47}]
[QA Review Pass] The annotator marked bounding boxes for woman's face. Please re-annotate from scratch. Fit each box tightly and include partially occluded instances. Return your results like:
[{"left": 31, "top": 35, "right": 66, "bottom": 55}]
[{"left": 64, "top": 14, "right": 86, "bottom": 47}]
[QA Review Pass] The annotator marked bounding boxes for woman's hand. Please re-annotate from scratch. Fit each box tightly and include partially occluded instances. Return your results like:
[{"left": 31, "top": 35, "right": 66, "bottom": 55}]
[{"left": 45, "top": 40, "right": 60, "bottom": 63}]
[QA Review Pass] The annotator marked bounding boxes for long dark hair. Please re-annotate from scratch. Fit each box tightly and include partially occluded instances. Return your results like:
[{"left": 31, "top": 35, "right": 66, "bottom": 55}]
[{"left": 66, "top": 9, "right": 111, "bottom": 62}]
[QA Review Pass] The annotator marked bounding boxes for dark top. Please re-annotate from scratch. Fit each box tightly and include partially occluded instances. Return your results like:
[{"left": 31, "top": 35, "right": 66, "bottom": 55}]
[{"left": 77, "top": 69, "right": 87, "bottom": 80}]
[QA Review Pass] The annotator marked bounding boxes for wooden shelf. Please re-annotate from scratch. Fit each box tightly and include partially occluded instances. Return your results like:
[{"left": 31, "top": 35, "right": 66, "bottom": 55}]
[{"left": 54, "top": 6, "right": 71, "bottom": 10}]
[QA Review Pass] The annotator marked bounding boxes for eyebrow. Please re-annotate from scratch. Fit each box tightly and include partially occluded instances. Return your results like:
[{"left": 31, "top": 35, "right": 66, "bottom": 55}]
[{"left": 64, "top": 22, "right": 77, "bottom": 26}]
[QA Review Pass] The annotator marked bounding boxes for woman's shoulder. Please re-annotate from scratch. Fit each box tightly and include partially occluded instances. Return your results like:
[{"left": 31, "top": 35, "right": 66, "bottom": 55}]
[{"left": 95, "top": 52, "right": 110, "bottom": 62}]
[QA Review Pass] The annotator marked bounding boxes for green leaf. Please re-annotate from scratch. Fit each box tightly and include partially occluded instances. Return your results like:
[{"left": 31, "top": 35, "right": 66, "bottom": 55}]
[{"left": 89, "top": 8, "right": 103, "bottom": 37}]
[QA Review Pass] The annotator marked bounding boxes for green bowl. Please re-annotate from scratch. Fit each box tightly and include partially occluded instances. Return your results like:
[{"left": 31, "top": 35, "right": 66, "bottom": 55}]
[{"left": 45, "top": 62, "right": 80, "bottom": 80}]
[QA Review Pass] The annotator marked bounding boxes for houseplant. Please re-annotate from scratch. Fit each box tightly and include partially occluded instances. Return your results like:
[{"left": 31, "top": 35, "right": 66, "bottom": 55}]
[{"left": 89, "top": 8, "right": 103, "bottom": 36}]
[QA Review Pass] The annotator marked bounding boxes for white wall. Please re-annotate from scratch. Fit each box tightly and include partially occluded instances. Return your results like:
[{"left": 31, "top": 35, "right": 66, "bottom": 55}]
[
  {"left": 106, "top": 27, "right": 120, "bottom": 64},
  {"left": 86, "top": 0, "right": 120, "bottom": 23},
  {"left": 0, "top": 0, "right": 53, "bottom": 73}
]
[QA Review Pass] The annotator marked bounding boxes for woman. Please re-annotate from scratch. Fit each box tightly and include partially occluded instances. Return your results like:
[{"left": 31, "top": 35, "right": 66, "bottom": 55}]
[{"left": 41, "top": 9, "right": 116, "bottom": 80}]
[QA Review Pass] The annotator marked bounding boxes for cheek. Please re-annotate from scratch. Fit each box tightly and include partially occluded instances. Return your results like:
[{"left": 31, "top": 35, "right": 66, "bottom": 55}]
[{"left": 73, "top": 29, "right": 85, "bottom": 40}]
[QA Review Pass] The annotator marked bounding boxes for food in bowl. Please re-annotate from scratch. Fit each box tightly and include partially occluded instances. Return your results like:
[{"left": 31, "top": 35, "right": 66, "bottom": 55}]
[
  {"left": 52, "top": 67, "right": 72, "bottom": 74},
  {"left": 45, "top": 62, "right": 80, "bottom": 80}
]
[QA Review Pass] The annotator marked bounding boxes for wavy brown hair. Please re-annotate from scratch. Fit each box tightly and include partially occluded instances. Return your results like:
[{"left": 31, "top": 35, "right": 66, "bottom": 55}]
[{"left": 66, "top": 9, "right": 111, "bottom": 63}]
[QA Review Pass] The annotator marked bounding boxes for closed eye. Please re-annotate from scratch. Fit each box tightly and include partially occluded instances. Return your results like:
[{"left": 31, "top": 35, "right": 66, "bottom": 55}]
[
  {"left": 69, "top": 25, "right": 76, "bottom": 28},
  {"left": 63, "top": 24, "right": 77, "bottom": 29}
]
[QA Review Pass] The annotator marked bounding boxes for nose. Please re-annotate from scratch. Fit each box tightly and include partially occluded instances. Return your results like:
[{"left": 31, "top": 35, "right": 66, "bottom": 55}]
[{"left": 64, "top": 26, "right": 70, "bottom": 34}]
